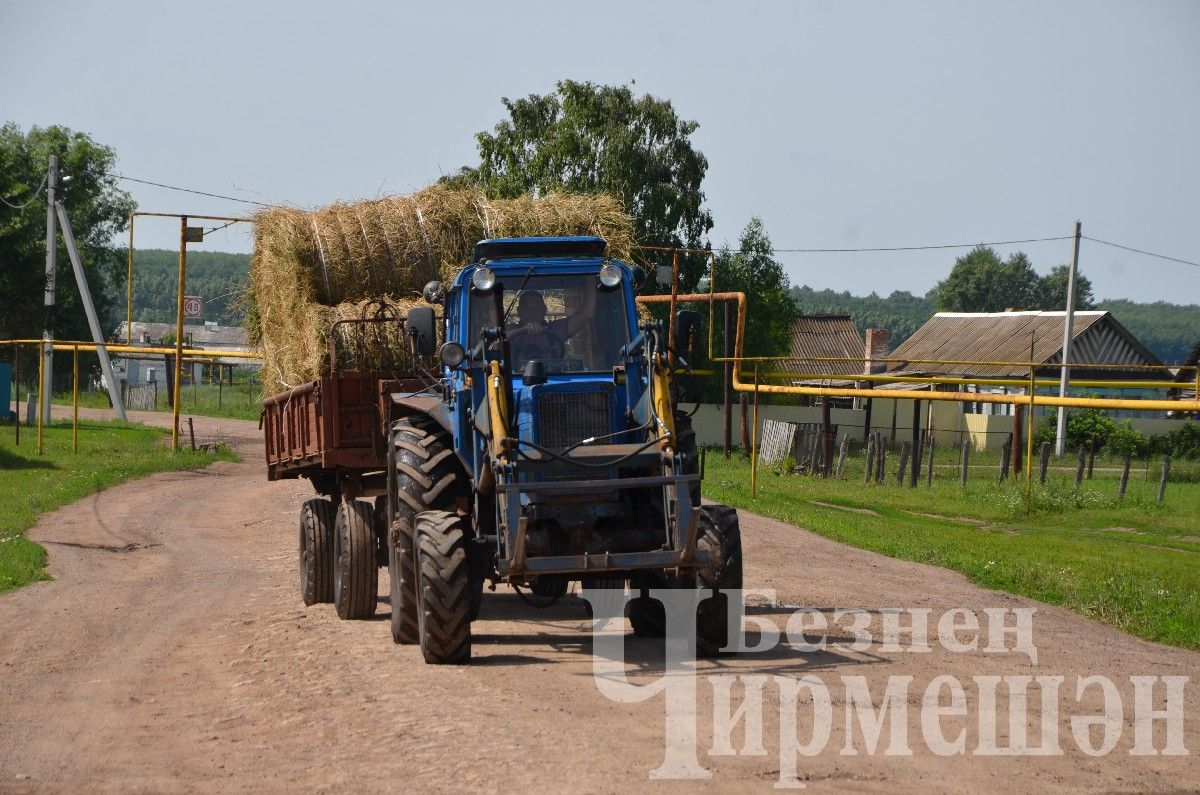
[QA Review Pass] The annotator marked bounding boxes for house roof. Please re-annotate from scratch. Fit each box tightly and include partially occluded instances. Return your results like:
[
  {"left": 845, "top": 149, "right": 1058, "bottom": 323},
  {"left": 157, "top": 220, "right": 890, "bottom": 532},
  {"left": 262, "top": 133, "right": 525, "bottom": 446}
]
[
  {"left": 116, "top": 321, "right": 248, "bottom": 349},
  {"left": 779, "top": 315, "right": 865, "bottom": 378},
  {"left": 1176, "top": 341, "right": 1200, "bottom": 383},
  {"left": 887, "top": 310, "right": 1162, "bottom": 378}
]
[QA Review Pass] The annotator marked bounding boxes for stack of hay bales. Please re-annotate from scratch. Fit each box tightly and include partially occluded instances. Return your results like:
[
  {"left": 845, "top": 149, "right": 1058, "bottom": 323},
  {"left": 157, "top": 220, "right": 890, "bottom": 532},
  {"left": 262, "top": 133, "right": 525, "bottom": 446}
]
[{"left": 249, "top": 185, "right": 633, "bottom": 395}]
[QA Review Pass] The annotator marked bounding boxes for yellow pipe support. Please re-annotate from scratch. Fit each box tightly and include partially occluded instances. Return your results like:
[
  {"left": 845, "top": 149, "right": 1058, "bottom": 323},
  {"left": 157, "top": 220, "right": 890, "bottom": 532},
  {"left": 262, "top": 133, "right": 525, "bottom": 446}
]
[
  {"left": 72, "top": 345, "right": 79, "bottom": 454},
  {"left": 1026, "top": 366, "right": 1035, "bottom": 496},
  {"left": 730, "top": 378, "right": 1200, "bottom": 413},
  {"left": 677, "top": 368, "right": 1186, "bottom": 391},
  {"left": 36, "top": 342, "right": 44, "bottom": 455},
  {"left": 751, "top": 364, "right": 760, "bottom": 498},
  {"left": 172, "top": 217, "right": 187, "bottom": 451},
  {"left": 3, "top": 340, "right": 262, "bottom": 360},
  {"left": 638, "top": 291, "right": 1200, "bottom": 413},
  {"left": 133, "top": 211, "right": 249, "bottom": 222},
  {"left": 127, "top": 214, "right": 135, "bottom": 344}
]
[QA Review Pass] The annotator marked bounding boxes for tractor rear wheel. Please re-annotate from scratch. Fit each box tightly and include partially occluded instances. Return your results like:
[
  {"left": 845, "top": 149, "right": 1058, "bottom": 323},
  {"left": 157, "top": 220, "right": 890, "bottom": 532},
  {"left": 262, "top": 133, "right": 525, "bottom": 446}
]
[
  {"left": 334, "top": 499, "right": 378, "bottom": 620},
  {"left": 415, "top": 510, "right": 472, "bottom": 664},
  {"left": 299, "top": 498, "right": 336, "bottom": 605},
  {"left": 389, "top": 416, "right": 464, "bottom": 644}
]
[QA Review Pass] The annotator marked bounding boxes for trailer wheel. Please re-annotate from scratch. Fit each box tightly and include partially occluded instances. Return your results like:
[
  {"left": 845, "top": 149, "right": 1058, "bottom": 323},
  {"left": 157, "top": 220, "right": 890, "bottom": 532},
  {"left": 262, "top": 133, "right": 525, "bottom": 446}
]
[
  {"left": 627, "top": 505, "right": 743, "bottom": 657},
  {"left": 334, "top": 499, "right": 378, "bottom": 620},
  {"left": 674, "top": 412, "right": 702, "bottom": 506},
  {"left": 389, "top": 416, "right": 465, "bottom": 644},
  {"left": 414, "top": 510, "right": 472, "bottom": 664},
  {"left": 299, "top": 499, "right": 336, "bottom": 605}
]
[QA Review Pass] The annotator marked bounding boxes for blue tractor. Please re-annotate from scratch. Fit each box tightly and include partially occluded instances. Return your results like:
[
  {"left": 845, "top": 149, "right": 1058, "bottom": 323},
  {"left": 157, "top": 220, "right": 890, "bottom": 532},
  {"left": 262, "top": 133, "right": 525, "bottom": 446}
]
[{"left": 268, "top": 236, "right": 742, "bottom": 664}]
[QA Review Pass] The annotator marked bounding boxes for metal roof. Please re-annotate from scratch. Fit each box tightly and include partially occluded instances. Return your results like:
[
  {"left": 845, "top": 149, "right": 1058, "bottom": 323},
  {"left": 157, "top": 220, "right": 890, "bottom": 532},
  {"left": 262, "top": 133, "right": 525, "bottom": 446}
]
[
  {"left": 779, "top": 315, "right": 865, "bottom": 377},
  {"left": 887, "top": 310, "right": 1162, "bottom": 377},
  {"left": 116, "top": 321, "right": 249, "bottom": 349}
]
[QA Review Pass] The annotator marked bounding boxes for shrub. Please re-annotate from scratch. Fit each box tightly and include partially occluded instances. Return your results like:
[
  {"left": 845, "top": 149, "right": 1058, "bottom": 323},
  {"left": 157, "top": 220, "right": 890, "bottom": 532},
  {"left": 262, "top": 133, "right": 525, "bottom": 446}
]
[
  {"left": 1106, "top": 421, "right": 1148, "bottom": 459},
  {"left": 1148, "top": 422, "right": 1200, "bottom": 461},
  {"left": 1035, "top": 407, "right": 1115, "bottom": 452}
]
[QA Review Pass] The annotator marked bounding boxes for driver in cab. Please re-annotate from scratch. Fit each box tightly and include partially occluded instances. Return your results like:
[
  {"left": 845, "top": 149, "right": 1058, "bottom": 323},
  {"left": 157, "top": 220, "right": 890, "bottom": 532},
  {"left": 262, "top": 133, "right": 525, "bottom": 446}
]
[{"left": 509, "top": 288, "right": 595, "bottom": 366}]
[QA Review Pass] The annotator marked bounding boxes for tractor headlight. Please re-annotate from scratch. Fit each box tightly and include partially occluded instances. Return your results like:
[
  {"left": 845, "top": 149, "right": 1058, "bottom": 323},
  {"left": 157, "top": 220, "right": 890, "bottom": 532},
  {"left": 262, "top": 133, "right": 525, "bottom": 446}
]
[
  {"left": 439, "top": 341, "right": 466, "bottom": 369},
  {"left": 598, "top": 262, "right": 623, "bottom": 289},
  {"left": 472, "top": 265, "right": 496, "bottom": 292}
]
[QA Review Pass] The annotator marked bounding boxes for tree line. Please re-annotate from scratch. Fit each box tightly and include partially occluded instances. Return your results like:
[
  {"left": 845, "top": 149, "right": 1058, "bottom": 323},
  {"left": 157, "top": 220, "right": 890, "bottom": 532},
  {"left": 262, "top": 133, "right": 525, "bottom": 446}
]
[{"left": 4, "top": 90, "right": 1197, "bottom": 371}]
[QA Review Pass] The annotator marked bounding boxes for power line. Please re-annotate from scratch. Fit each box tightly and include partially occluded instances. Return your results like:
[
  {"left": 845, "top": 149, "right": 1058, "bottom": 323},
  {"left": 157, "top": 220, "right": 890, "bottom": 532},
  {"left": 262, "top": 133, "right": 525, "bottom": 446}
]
[
  {"left": 1082, "top": 235, "right": 1200, "bottom": 269},
  {"left": 111, "top": 173, "right": 272, "bottom": 207},
  {"left": 101, "top": 168, "right": 1200, "bottom": 271},
  {"left": 767, "top": 235, "right": 1073, "bottom": 254},
  {"left": 0, "top": 174, "right": 48, "bottom": 210}
]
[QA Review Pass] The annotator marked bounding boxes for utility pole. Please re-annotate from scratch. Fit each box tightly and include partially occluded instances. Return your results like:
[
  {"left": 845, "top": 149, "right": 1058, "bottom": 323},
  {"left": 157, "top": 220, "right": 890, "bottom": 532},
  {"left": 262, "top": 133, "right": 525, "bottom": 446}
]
[
  {"left": 1054, "top": 221, "right": 1082, "bottom": 456},
  {"left": 56, "top": 203, "right": 126, "bottom": 420},
  {"left": 41, "top": 156, "right": 58, "bottom": 421}
]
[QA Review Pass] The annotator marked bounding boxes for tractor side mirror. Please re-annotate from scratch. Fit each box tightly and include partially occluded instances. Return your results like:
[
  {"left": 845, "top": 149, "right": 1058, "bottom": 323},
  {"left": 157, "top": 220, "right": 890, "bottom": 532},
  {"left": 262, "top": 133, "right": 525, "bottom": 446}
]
[
  {"left": 674, "top": 310, "right": 702, "bottom": 353},
  {"left": 422, "top": 280, "right": 446, "bottom": 304},
  {"left": 406, "top": 306, "right": 436, "bottom": 357},
  {"left": 630, "top": 265, "right": 647, "bottom": 290}
]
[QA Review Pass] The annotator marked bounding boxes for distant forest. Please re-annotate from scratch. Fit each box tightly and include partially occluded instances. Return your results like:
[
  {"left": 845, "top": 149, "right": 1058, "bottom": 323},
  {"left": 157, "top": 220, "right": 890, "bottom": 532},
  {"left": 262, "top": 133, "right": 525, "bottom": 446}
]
[
  {"left": 124, "top": 249, "right": 1199, "bottom": 364},
  {"left": 790, "top": 286, "right": 1200, "bottom": 365},
  {"left": 128, "top": 248, "right": 250, "bottom": 327}
]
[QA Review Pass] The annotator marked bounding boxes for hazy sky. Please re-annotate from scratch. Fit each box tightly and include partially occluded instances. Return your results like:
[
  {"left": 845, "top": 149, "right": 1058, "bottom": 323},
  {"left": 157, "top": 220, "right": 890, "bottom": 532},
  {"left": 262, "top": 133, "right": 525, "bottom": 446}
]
[{"left": 2, "top": 0, "right": 1197, "bottom": 302}]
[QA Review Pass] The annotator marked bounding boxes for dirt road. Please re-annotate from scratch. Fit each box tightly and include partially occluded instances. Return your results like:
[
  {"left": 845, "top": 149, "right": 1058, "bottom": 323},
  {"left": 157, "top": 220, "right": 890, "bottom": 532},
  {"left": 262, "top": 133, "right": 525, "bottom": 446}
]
[{"left": 1, "top": 410, "right": 1197, "bottom": 792}]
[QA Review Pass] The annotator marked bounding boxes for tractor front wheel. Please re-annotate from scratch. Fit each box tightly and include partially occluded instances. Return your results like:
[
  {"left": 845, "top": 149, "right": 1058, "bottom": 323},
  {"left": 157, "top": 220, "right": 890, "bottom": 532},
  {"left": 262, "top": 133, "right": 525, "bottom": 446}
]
[{"left": 415, "top": 510, "right": 473, "bottom": 664}]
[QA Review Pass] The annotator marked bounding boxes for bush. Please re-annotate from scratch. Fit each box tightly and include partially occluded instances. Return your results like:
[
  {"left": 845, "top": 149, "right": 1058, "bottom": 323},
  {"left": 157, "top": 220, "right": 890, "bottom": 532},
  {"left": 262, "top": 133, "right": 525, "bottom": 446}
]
[
  {"left": 1148, "top": 422, "right": 1200, "bottom": 461},
  {"left": 1035, "top": 407, "right": 1115, "bottom": 452},
  {"left": 1106, "top": 421, "right": 1148, "bottom": 459}
]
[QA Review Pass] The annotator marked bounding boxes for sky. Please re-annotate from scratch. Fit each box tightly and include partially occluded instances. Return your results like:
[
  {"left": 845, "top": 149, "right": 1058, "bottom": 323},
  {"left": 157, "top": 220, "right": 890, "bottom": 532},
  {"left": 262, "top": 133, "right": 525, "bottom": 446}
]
[{"left": 2, "top": 0, "right": 1197, "bottom": 303}]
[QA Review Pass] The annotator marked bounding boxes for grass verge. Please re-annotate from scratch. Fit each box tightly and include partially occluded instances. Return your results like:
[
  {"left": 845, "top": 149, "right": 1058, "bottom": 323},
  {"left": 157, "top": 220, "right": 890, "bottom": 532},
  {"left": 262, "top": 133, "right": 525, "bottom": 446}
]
[
  {"left": 52, "top": 382, "right": 262, "bottom": 422},
  {"left": 702, "top": 452, "right": 1200, "bottom": 650},
  {"left": 0, "top": 420, "right": 239, "bottom": 593}
]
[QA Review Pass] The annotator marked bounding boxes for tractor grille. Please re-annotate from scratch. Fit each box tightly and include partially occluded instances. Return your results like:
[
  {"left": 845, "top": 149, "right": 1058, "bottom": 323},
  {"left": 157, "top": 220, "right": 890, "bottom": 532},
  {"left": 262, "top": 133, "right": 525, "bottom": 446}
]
[{"left": 537, "top": 390, "right": 611, "bottom": 450}]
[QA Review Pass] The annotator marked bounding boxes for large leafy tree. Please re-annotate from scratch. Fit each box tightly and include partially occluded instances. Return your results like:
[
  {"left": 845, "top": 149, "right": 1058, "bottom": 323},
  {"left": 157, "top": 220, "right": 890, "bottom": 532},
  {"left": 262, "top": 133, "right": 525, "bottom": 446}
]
[
  {"left": 1038, "top": 263, "right": 1095, "bottom": 310},
  {"left": 931, "top": 246, "right": 1042, "bottom": 312},
  {"left": 0, "top": 123, "right": 135, "bottom": 349},
  {"left": 445, "top": 80, "right": 714, "bottom": 288},
  {"left": 713, "top": 218, "right": 798, "bottom": 358}
]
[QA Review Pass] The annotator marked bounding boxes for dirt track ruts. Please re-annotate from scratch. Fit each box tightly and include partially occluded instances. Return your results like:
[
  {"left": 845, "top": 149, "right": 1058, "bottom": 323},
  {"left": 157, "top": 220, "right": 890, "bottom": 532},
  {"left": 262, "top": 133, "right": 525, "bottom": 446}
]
[{"left": 1, "top": 408, "right": 1197, "bottom": 792}]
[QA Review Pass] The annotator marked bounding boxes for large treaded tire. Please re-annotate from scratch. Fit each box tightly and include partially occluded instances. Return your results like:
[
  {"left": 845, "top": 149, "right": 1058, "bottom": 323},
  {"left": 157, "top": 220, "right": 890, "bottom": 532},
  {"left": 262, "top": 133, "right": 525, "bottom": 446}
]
[
  {"left": 627, "top": 505, "right": 743, "bottom": 657},
  {"left": 334, "top": 499, "right": 378, "bottom": 620},
  {"left": 415, "top": 510, "right": 472, "bottom": 664},
  {"left": 299, "top": 498, "right": 336, "bottom": 605},
  {"left": 695, "top": 504, "right": 743, "bottom": 657},
  {"left": 389, "top": 416, "right": 463, "bottom": 645},
  {"left": 674, "top": 412, "right": 701, "bottom": 506}
]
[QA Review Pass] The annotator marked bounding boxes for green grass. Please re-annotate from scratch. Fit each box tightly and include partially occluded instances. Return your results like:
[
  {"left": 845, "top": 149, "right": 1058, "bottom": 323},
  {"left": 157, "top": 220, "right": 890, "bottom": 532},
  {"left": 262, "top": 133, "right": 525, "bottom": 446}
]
[
  {"left": 0, "top": 420, "right": 239, "bottom": 593},
  {"left": 54, "top": 381, "right": 262, "bottom": 422},
  {"left": 702, "top": 450, "right": 1200, "bottom": 650}
]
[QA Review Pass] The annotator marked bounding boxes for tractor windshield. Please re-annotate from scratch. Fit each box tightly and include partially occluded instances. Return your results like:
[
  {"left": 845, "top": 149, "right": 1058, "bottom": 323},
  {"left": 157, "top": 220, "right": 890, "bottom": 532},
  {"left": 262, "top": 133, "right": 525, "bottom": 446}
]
[{"left": 470, "top": 272, "right": 630, "bottom": 374}]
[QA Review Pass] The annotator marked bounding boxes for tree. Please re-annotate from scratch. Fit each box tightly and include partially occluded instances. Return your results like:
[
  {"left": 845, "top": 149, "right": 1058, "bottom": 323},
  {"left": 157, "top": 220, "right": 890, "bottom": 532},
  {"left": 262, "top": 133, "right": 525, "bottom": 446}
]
[
  {"left": 445, "top": 80, "right": 714, "bottom": 288},
  {"left": 790, "top": 285, "right": 934, "bottom": 346},
  {"left": 931, "top": 246, "right": 1041, "bottom": 312},
  {"left": 0, "top": 123, "right": 135, "bottom": 347},
  {"left": 712, "top": 218, "right": 798, "bottom": 358},
  {"left": 1038, "top": 264, "right": 1095, "bottom": 310}
]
